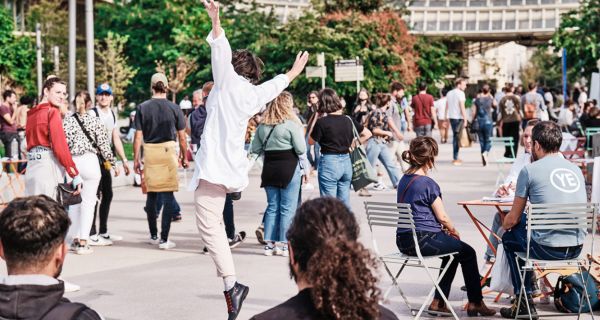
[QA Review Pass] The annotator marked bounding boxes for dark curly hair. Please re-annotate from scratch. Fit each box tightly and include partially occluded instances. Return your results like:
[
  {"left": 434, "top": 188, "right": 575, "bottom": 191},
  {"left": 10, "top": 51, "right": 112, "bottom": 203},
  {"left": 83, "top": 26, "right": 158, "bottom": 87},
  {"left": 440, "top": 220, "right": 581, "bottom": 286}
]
[
  {"left": 402, "top": 136, "right": 438, "bottom": 174},
  {"left": 232, "top": 49, "right": 264, "bottom": 84},
  {"left": 287, "top": 198, "right": 381, "bottom": 319}
]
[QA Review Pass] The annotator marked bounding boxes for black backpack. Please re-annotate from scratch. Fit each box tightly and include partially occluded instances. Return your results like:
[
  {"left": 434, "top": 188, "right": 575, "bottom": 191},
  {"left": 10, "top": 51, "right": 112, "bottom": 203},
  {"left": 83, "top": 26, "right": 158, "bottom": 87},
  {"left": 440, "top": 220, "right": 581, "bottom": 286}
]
[{"left": 40, "top": 301, "right": 90, "bottom": 320}]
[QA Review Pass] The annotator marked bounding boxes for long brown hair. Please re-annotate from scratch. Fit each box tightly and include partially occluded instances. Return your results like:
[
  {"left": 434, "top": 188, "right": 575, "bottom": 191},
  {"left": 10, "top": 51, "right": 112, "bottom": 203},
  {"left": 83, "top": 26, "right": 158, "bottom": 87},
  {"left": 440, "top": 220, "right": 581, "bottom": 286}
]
[
  {"left": 402, "top": 136, "right": 439, "bottom": 174},
  {"left": 287, "top": 198, "right": 381, "bottom": 319},
  {"left": 262, "top": 91, "right": 301, "bottom": 126}
]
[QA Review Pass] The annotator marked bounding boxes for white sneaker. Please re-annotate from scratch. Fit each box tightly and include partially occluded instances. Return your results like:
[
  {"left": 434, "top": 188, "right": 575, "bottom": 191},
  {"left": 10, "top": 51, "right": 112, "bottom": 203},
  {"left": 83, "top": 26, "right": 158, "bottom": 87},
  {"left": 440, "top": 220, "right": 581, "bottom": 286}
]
[
  {"left": 149, "top": 236, "right": 160, "bottom": 245},
  {"left": 273, "top": 246, "right": 283, "bottom": 256},
  {"left": 158, "top": 240, "right": 176, "bottom": 250},
  {"left": 264, "top": 245, "right": 274, "bottom": 256},
  {"left": 99, "top": 233, "right": 123, "bottom": 241},
  {"left": 89, "top": 235, "right": 113, "bottom": 246},
  {"left": 280, "top": 246, "right": 289, "bottom": 257},
  {"left": 372, "top": 183, "right": 387, "bottom": 191},
  {"left": 302, "top": 183, "right": 315, "bottom": 191},
  {"left": 75, "top": 244, "right": 93, "bottom": 255},
  {"left": 62, "top": 280, "right": 80, "bottom": 293}
]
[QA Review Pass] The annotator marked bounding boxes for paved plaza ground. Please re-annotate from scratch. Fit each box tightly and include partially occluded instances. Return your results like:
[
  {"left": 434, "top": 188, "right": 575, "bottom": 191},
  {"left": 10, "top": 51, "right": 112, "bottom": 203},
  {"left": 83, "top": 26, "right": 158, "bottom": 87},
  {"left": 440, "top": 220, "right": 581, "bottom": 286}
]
[{"left": 1, "top": 132, "right": 596, "bottom": 319}]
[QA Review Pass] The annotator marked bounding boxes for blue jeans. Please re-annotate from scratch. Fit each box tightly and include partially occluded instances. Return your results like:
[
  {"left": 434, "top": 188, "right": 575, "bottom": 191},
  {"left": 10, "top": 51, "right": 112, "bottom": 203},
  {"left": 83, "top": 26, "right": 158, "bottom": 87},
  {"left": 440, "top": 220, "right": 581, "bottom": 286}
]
[
  {"left": 264, "top": 166, "right": 301, "bottom": 243},
  {"left": 450, "top": 119, "right": 464, "bottom": 160},
  {"left": 484, "top": 212, "right": 504, "bottom": 261},
  {"left": 476, "top": 119, "right": 493, "bottom": 154},
  {"left": 306, "top": 138, "right": 321, "bottom": 170},
  {"left": 318, "top": 153, "right": 352, "bottom": 208},
  {"left": 502, "top": 214, "right": 583, "bottom": 295},
  {"left": 366, "top": 139, "right": 401, "bottom": 188},
  {"left": 397, "top": 231, "right": 483, "bottom": 303},
  {"left": 414, "top": 124, "right": 432, "bottom": 137},
  {"left": 145, "top": 192, "right": 177, "bottom": 241}
]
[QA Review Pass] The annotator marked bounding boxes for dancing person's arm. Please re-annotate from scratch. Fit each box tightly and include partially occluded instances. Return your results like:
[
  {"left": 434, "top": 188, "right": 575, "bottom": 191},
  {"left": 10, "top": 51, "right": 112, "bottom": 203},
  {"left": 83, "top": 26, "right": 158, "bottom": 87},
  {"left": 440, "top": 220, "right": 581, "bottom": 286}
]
[
  {"left": 431, "top": 197, "right": 460, "bottom": 238},
  {"left": 204, "top": 0, "right": 236, "bottom": 90}
]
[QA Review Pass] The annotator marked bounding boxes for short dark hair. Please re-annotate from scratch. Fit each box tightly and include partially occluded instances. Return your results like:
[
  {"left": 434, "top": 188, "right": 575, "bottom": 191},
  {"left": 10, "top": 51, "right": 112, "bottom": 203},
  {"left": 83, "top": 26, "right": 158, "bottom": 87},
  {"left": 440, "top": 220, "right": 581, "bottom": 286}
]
[
  {"left": 455, "top": 78, "right": 466, "bottom": 87},
  {"left": 232, "top": 49, "right": 264, "bottom": 85},
  {"left": 318, "top": 88, "right": 343, "bottom": 114},
  {"left": 482, "top": 84, "right": 490, "bottom": 94},
  {"left": 390, "top": 81, "right": 404, "bottom": 93},
  {"left": 0, "top": 196, "right": 70, "bottom": 271},
  {"left": 2, "top": 90, "right": 15, "bottom": 101},
  {"left": 374, "top": 93, "right": 391, "bottom": 108},
  {"left": 418, "top": 82, "right": 427, "bottom": 91},
  {"left": 151, "top": 81, "right": 168, "bottom": 94},
  {"left": 528, "top": 82, "right": 537, "bottom": 91},
  {"left": 532, "top": 121, "right": 562, "bottom": 153}
]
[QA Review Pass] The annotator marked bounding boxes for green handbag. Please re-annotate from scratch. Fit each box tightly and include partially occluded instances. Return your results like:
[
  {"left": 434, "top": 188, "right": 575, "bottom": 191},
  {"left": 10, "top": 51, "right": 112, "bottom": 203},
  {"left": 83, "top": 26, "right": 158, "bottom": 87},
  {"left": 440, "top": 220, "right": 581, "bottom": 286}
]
[{"left": 347, "top": 116, "right": 378, "bottom": 191}]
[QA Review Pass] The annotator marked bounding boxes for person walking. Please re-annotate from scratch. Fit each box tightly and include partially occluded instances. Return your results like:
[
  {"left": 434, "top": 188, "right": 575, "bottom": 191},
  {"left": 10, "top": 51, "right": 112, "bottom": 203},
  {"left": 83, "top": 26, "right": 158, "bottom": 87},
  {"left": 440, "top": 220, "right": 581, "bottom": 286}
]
[
  {"left": 365, "top": 93, "right": 403, "bottom": 190},
  {"left": 521, "top": 82, "right": 546, "bottom": 126},
  {"left": 352, "top": 88, "right": 375, "bottom": 125},
  {"left": 251, "top": 92, "right": 305, "bottom": 257},
  {"left": 472, "top": 84, "right": 495, "bottom": 166},
  {"left": 446, "top": 78, "right": 468, "bottom": 165},
  {"left": 435, "top": 88, "right": 449, "bottom": 143},
  {"left": 188, "top": 82, "right": 212, "bottom": 154},
  {"left": 24, "top": 77, "right": 82, "bottom": 198},
  {"left": 304, "top": 91, "right": 321, "bottom": 171},
  {"left": 411, "top": 83, "right": 435, "bottom": 137},
  {"left": 498, "top": 83, "right": 521, "bottom": 158},
  {"left": 190, "top": 2, "right": 308, "bottom": 318},
  {"left": 88, "top": 83, "right": 131, "bottom": 246},
  {"left": 63, "top": 91, "right": 117, "bottom": 255},
  {"left": 1, "top": 90, "right": 19, "bottom": 161},
  {"left": 308, "top": 88, "right": 371, "bottom": 207},
  {"left": 133, "top": 73, "right": 188, "bottom": 250}
]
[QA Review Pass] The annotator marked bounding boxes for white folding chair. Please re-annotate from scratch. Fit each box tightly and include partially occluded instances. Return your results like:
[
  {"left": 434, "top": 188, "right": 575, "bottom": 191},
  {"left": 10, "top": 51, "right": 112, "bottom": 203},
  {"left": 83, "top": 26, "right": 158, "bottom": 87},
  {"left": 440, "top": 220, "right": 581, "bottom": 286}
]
[
  {"left": 490, "top": 137, "right": 516, "bottom": 187},
  {"left": 514, "top": 202, "right": 599, "bottom": 319},
  {"left": 364, "top": 201, "right": 459, "bottom": 319}
]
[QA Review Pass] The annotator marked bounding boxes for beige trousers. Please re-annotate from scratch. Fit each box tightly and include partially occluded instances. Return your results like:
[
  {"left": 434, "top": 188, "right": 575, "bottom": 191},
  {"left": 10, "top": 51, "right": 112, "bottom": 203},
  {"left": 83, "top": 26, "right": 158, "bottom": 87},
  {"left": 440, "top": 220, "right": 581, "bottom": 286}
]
[{"left": 194, "top": 179, "right": 235, "bottom": 277}]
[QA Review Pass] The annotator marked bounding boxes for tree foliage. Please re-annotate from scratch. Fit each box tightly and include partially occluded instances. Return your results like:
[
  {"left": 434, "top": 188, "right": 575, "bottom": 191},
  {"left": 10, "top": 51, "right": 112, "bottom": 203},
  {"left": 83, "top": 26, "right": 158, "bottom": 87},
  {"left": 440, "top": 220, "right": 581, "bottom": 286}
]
[
  {"left": 520, "top": 48, "right": 562, "bottom": 90},
  {"left": 316, "top": 0, "right": 384, "bottom": 14},
  {"left": 414, "top": 37, "right": 462, "bottom": 93},
  {"left": 552, "top": 0, "right": 600, "bottom": 81},
  {"left": 0, "top": 7, "right": 35, "bottom": 95},
  {"left": 95, "top": 31, "right": 138, "bottom": 105}
]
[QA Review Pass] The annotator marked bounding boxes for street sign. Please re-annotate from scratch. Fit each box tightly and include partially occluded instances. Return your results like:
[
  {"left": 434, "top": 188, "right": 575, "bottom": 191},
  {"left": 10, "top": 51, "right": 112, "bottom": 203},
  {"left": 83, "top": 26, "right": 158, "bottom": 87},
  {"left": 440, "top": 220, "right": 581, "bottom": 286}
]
[
  {"left": 334, "top": 65, "right": 364, "bottom": 82},
  {"left": 306, "top": 66, "right": 326, "bottom": 78}
]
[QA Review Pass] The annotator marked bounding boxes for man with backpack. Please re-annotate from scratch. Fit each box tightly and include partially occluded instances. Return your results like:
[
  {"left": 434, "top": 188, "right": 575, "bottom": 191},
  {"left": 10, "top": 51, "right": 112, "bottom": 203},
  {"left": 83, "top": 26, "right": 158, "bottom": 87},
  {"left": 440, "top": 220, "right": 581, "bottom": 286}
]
[
  {"left": 0, "top": 195, "right": 103, "bottom": 320},
  {"left": 88, "top": 83, "right": 131, "bottom": 246},
  {"left": 521, "top": 83, "right": 546, "bottom": 128}
]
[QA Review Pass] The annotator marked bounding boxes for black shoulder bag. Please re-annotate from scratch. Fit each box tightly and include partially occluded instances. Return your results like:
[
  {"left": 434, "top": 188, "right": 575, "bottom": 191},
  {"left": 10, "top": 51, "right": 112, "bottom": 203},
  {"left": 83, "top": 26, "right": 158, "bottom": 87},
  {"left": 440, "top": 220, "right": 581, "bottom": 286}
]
[{"left": 72, "top": 113, "right": 112, "bottom": 171}]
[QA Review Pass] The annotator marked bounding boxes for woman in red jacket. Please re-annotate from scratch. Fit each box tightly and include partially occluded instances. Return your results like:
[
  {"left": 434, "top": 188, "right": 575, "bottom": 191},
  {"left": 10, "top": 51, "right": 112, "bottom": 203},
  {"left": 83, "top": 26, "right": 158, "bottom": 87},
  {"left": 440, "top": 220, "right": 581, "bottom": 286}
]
[{"left": 25, "top": 77, "right": 81, "bottom": 199}]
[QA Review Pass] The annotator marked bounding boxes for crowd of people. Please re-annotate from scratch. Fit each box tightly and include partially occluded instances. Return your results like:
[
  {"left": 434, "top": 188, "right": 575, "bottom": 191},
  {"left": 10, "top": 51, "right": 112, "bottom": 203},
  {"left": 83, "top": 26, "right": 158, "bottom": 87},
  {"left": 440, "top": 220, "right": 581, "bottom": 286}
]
[{"left": 0, "top": 0, "right": 598, "bottom": 319}]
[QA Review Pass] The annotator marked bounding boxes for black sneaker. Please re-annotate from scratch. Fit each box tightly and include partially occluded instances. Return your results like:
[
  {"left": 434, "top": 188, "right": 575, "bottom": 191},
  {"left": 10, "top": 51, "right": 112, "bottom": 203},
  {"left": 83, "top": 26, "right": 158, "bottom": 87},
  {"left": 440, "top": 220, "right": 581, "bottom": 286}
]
[
  {"left": 224, "top": 282, "right": 249, "bottom": 320},
  {"left": 172, "top": 214, "right": 182, "bottom": 222},
  {"left": 230, "top": 192, "right": 242, "bottom": 201},
  {"left": 255, "top": 225, "right": 266, "bottom": 245},
  {"left": 500, "top": 295, "right": 538, "bottom": 319},
  {"left": 229, "top": 231, "right": 246, "bottom": 249}
]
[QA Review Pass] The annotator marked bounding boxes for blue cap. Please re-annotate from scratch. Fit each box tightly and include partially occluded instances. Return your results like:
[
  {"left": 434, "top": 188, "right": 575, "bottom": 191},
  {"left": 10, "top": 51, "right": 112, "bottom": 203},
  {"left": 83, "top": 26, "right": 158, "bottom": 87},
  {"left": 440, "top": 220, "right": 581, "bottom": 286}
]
[{"left": 96, "top": 83, "right": 113, "bottom": 95}]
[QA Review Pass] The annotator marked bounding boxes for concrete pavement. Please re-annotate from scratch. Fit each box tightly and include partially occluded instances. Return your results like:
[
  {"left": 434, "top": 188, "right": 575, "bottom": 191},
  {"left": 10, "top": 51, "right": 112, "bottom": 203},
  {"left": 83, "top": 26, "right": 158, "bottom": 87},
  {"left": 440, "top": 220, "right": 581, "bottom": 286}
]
[{"left": 1, "top": 133, "right": 595, "bottom": 319}]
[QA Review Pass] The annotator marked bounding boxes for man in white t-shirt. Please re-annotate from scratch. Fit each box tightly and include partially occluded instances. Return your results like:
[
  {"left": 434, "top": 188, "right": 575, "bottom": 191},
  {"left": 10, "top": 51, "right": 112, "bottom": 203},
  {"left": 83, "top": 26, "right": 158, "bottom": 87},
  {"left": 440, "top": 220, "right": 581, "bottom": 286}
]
[
  {"left": 445, "top": 78, "right": 467, "bottom": 165},
  {"left": 179, "top": 95, "right": 193, "bottom": 116},
  {"left": 434, "top": 88, "right": 449, "bottom": 144},
  {"left": 88, "top": 83, "right": 130, "bottom": 246},
  {"left": 192, "top": 1, "right": 309, "bottom": 319}
]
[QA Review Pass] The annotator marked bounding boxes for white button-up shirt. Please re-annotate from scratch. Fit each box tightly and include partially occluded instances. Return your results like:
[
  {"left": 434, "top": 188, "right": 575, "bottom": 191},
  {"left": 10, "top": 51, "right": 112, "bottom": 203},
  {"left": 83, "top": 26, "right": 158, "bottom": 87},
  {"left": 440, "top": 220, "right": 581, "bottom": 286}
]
[{"left": 189, "top": 30, "right": 290, "bottom": 192}]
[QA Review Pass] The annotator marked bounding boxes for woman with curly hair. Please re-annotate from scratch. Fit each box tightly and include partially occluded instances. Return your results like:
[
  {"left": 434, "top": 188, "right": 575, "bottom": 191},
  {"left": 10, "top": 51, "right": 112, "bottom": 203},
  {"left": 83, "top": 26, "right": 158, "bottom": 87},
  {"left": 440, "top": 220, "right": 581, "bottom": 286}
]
[
  {"left": 396, "top": 136, "right": 496, "bottom": 316},
  {"left": 251, "top": 197, "right": 398, "bottom": 320},
  {"left": 251, "top": 91, "right": 306, "bottom": 257}
]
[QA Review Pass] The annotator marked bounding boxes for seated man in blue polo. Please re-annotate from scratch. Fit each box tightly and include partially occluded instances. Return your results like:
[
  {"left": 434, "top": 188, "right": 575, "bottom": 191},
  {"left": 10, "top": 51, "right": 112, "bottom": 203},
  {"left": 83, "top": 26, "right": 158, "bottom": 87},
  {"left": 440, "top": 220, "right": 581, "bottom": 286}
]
[{"left": 500, "top": 121, "right": 587, "bottom": 319}]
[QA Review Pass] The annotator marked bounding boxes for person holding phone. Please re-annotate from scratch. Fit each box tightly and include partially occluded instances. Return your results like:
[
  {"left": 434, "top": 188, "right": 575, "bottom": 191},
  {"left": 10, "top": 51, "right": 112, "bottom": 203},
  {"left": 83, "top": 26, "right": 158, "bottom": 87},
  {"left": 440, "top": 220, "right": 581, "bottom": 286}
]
[{"left": 395, "top": 137, "right": 496, "bottom": 317}]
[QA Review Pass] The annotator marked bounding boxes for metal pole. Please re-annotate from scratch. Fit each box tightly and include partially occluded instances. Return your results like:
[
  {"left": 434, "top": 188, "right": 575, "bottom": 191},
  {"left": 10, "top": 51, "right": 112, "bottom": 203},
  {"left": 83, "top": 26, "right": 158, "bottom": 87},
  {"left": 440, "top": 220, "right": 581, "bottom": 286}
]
[
  {"left": 53, "top": 46, "right": 59, "bottom": 75},
  {"left": 562, "top": 47, "right": 567, "bottom": 106},
  {"left": 35, "top": 23, "right": 42, "bottom": 98},
  {"left": 68, "top": 0, "right": 76, "bottom": 100},
  {"left": 356, "top": 56, "right": 360, "bottom": 94},
  {"left": 85, "top": 0, "right": 95, "bottom": 106},
  {"left": 321, "top": 67, "right": 325, "bottom": 90}
]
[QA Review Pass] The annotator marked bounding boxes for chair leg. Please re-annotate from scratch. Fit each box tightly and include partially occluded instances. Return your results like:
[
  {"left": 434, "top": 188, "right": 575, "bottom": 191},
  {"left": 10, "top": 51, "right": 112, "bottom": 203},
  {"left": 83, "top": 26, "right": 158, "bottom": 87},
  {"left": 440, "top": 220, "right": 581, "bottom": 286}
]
[
  {"left": 576, "top": 264, "right": 595, "bottom": 320},
  {"left": 415, "top": 255, "right": 459, "bottom": 320},
  {"left": 382, "top": 259, "right": 412, "bottom": 313},
  {"left": 515, "top": 258, "right": 533, "bottom": 320}
]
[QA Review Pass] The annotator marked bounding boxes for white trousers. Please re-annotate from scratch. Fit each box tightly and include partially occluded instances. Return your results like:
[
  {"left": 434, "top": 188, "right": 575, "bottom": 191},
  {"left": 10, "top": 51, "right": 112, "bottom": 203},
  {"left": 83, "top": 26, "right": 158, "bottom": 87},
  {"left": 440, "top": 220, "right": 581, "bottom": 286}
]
[{"left": 67, "top": 153, "right": 101, "bottom": 242}]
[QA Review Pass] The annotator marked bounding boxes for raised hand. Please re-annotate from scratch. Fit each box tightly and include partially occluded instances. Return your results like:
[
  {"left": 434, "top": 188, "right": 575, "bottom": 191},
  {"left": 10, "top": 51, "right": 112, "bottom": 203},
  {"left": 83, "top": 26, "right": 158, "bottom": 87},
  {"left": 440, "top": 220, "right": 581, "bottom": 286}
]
[
  {"left": 203, "top": 0, "right": 219, "bottom": 22},
  {"left": 286, "top": 51, "right": 310, "bottom": 83}
]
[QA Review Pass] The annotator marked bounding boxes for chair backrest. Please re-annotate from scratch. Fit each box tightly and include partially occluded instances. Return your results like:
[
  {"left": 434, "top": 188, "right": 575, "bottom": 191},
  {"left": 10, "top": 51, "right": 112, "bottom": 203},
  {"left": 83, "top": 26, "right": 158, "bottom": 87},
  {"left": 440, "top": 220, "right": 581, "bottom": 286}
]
[
  {"left": 586, "top": 128, "right": 600, "bottom": 150},
  {"left": 490, "top": 137, "right": 516, "bottom": 159},
  {"left": 525, "top": 202, "right": 598, "bottom": 260},
  {"left": 364, "top": 201, "right": 416, "bottom": 256}
]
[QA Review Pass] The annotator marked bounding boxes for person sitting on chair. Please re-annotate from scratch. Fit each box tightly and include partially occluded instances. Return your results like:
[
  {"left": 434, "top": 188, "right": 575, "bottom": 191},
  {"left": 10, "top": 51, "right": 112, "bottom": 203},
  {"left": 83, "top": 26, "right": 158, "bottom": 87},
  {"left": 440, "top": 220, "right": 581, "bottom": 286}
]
[
  {"left": 395, "top": 136, "right": 496, "bottom": 317},
  {"left": 500, "top": 121, "right": 587, "bottom": 319}
]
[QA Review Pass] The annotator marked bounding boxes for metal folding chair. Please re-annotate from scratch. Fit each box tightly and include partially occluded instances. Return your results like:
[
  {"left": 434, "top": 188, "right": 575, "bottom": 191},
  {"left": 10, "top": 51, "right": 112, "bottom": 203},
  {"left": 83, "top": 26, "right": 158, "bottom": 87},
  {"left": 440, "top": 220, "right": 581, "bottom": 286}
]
[
  {"left": 514, "top": 202, "right": 599, "bottom": 319},
  {"left": 364, "top": 201, "right": 459, "bottom": 319},
  {"left": 490, "top": 137, "right": 516, "bottom": 186},
  {"left": 586, "top": 127, "right": 600, "bottom": 151}
]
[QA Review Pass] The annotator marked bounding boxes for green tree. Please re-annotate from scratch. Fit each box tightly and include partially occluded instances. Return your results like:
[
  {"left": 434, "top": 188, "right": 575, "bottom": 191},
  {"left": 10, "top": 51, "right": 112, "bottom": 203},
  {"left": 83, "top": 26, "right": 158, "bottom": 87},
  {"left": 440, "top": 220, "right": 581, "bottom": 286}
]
[
  {"left": 552, "top": 0, "right": 600, "bottom": 81},
  {"left": 95, "top": 31, "right": 138, "bottom": 106},
  {"left": 316, "top": 0, "right": 384, "bottom": 14},
  {"left": 0, "top": 7, "right": 35, "bottom": 95},
  {"left": 520, "top": 48, "right": 562, "bottom": 90},
  {"left": 414, "top": 37, "right": 463, "bottom": 94}
]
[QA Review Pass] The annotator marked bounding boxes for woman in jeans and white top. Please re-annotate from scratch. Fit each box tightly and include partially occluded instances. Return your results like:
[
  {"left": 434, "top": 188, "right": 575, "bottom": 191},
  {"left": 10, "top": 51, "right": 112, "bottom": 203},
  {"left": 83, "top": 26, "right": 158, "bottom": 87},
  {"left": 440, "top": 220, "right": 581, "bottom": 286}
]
[
  {"left": 366, "top": 93, "right": 403, "bottom": 189},
  {"left": 63, "top": 91, "right": 116, "bottom": 254},
  {"left": 396, "top": 137, "right": 495, "bottom": 317},
  {"left": 25, "top": 77, "right": 82, "bottom": 198},
  {"left": 251, "top": 92, "right": 306, "bottom": 256},
  {"left": 308, "top": 88, "right": 371, "bottom": 207}
]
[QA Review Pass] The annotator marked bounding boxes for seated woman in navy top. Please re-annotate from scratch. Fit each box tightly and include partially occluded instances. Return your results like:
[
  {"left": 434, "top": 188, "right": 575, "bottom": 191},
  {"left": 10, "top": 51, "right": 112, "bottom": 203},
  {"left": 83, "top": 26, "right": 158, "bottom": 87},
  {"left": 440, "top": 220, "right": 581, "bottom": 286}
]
[{"left": 396, "top": 137, "right": 496, "bottom": 317}]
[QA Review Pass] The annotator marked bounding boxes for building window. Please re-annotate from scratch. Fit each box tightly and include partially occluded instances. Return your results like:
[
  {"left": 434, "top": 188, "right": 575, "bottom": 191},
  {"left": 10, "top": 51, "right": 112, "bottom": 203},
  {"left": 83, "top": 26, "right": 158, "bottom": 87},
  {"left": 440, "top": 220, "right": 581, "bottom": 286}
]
[
  {"left": 545, "top": 17, "right": 556, "bottom": 28},
  {"left": 491, "top": 0, "right": 508, "bottom": 6},
  {"left": 470, "top": 0, "right": 487, "bottom": 6},
  {"left": 510, "top": 0, "right": 523, "bottom": 5},
  {"left": 429, "top": 0, "right": 447, "bottom": 6},
  {"left": 525, "top": 0, "right": 538, "bottom": 5},
  {"left": 439, "top": 20, "right": 450, "bottom": 31},
  {"left": 411, "top": 0, "right": 427, "bottom": 7},
  {"left": 518, "top": 19, "right": 529, "bottom": 29},
  {"left": 505, "top": 19, "right": 516, "bottom": 29}
]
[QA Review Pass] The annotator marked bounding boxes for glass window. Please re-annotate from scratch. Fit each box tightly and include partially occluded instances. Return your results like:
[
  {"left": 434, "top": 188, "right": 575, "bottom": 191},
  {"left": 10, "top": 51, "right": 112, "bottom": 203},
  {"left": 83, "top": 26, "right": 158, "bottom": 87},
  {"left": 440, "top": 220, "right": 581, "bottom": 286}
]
[
  {"left": 532, "top": 19, "right": 543, "bottom": 28},
  {"left": 491, "top": 0, "right": 508, "bottom": 6},
  {"left": 413, "top": 21, "right": 424, "bottom": 31},
  {"left": 505, "top": 19, "right": 516, "bottom": 29},
  {"left": 452, "top": 20, "right": 463, "bottom": 31},
  {"left": 411, "top": 0, "right": 427, "bottom": 6},
  {"left": 545, "top": 18, "right": 556, "bottom": 28},
  {"left": 510, "top": 0, "right": 523, "bottom": 5},
  {"left": 470, "top": 0, "right": 487, "bottom": 6},
  {"left": 430, "top": 0, "right": 447, "bottom": 6},
  {"left": 439, "top": 21, "right": 450, "bottom": 30},
  {"left": 492, "top": 20, "right": 503, "bottom": 30},
  {"left": 466, "top": 20, "right": 477, "bottom": 30},
  {"left": 449, "top": 0, "right": 466, "bottom": 6},
  {"left": 525, "top": 0, "right": 538, "bottom": 4},
  {"left": 427, "top": 20, "right": 437, "bottom": 30},
  {"left": 479, "top": 20, "right": 490, "bottom": 30},
  {"left": 540, "top": 0, "right": 556, "bottom": 4},
  {"left": 519, "top": 19, "right": 529, "bottom": 29}
]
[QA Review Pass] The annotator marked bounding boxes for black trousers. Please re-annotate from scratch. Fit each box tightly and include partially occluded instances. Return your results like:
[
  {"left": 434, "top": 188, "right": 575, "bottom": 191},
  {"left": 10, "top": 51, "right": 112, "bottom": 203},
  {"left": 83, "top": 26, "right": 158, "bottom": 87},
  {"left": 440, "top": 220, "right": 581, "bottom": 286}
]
[
  {"left": 91, "top": 164, "right": 112, "bottom": 235},
  {"left": 223, "top": 193, "right": 235, "bottom": 239},
  {"left": 502, "top": 121, "right": 520, "bottom": 158}
]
